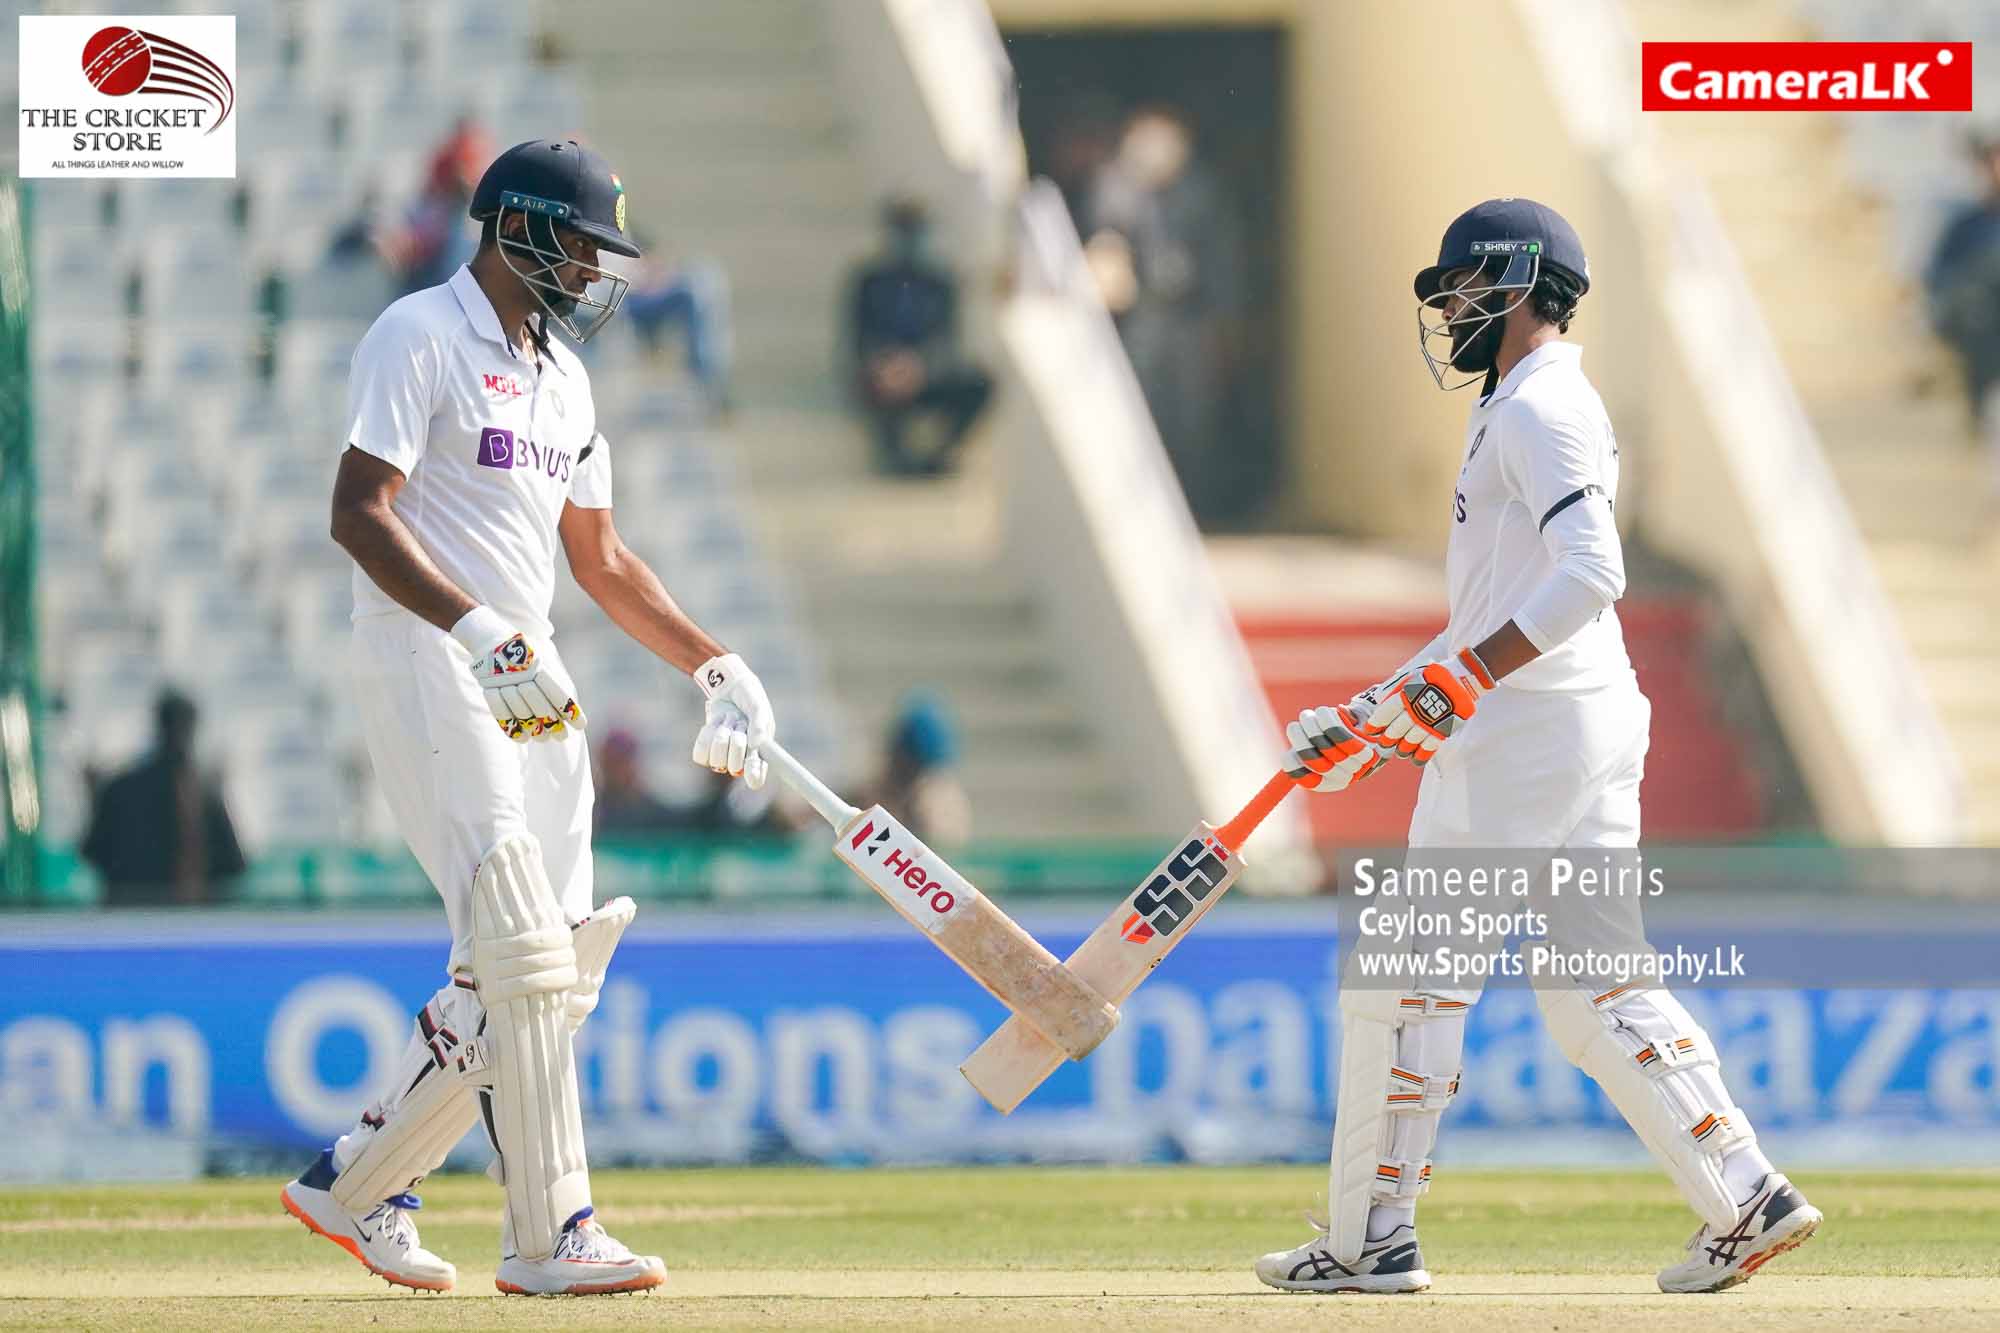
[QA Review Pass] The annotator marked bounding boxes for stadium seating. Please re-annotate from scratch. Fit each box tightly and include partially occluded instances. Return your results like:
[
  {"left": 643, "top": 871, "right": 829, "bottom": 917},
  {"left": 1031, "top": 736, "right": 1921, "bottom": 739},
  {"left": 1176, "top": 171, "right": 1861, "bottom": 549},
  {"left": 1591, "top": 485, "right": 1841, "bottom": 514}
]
[{"left": 30, "top": 7, "right": 843, "bottom": 889}]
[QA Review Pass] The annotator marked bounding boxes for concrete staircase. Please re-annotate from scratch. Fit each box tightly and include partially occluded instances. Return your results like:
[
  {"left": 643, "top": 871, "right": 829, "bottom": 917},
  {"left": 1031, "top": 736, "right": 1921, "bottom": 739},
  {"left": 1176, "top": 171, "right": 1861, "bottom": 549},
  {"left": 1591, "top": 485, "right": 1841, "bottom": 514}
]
[
  {"left": 567, "top": 0, "right": 1143, "bottom": 838},
  {"left": 1633, "top": 0, "right": 2000, "bottom": 841}
]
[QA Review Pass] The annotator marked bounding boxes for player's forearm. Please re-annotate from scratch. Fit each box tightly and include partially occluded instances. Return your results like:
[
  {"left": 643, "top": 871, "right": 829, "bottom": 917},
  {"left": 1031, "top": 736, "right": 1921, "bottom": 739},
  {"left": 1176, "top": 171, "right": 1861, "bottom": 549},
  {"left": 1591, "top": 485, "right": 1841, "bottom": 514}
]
[
  {"left": 579, "top": 546, "right": 726, "bottom": 674},
  {"left": 330, "top": 501, "right": 477, "bottom": 632},
  {"left": 1470, "top": 620, "right": 1541, "bottom": 681}
]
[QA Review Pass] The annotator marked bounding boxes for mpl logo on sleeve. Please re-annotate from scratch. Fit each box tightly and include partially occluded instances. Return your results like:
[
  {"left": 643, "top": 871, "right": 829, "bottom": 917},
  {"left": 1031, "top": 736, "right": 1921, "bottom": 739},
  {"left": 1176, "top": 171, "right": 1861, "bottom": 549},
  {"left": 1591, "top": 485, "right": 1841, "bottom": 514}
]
[
  {"left": 1643, "top": 42, "right": 1972, "bottom": 111},
  {"left": 17, "top": 15, "right": 235, "bottom": 177}
]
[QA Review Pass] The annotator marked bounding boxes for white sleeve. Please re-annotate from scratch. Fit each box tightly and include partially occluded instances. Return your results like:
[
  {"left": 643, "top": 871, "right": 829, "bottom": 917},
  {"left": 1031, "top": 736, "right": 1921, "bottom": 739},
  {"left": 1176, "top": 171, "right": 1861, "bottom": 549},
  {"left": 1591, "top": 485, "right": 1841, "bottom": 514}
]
[
  {"left": 1496, "top": 402, "right": 1626, "bottom": 651},
  {"left": 1378, "top": 627, "right": 1449, "bottom": 691},
  {"left": 569, "top": 431, "right": 613, "bottom": 509},
  {"left": 343, "top": 310, "right": 442, "bottom": 476}
]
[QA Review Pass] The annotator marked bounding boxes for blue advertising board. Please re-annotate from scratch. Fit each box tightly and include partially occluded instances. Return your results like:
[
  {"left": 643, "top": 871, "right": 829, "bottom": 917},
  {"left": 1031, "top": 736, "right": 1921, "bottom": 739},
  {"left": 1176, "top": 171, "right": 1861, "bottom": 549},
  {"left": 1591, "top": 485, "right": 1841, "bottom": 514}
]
[{"left": 2, "top": 903, "right": 1996, "bottom": 1177}]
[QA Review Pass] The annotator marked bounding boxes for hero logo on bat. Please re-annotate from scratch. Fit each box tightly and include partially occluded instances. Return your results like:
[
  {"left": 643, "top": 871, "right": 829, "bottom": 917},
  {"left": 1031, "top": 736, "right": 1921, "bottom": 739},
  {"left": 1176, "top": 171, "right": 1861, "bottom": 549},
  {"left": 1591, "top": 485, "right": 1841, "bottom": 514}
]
[
  {"left": 1120, "top": 836, "right": 1229, "bottom": 943},
  {"left": 849, "top": 818, "right": 958, "bottom": 917}
]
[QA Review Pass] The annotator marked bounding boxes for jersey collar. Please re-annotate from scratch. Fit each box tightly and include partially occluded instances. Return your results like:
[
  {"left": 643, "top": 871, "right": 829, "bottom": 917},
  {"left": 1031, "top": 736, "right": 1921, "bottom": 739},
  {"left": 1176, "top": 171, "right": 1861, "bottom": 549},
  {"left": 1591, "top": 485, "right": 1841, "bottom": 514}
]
[
  {"left": 448, "top": 264, "right": 511, "bottom": 350},
  {"left": 1480, "top": 340, "right": 1581, "bottom": 406}
]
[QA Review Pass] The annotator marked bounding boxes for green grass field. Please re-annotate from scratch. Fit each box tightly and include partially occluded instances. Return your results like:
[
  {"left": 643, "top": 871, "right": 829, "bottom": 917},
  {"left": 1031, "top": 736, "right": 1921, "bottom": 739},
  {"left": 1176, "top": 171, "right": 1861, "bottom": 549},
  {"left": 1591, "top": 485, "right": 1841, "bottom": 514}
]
[{"left": 0, "top": 1167, "right": 1994, "bottom": 1330}]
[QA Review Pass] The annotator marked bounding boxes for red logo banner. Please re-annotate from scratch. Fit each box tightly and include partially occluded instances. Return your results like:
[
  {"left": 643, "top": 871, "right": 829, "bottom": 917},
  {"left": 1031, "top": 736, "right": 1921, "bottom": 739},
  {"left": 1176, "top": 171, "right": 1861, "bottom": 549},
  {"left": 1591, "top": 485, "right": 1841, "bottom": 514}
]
[{"left": 1641, "top": 42, "right": 1972, "bottom": 111}]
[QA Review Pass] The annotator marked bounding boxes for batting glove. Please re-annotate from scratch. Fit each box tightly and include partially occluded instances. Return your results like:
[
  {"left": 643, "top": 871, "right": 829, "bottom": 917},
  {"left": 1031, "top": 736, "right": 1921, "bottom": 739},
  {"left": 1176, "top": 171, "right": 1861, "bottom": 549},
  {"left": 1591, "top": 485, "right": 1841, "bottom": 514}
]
[
  {"left": 1356, "top": 648, "right": 1495, "bottom": 765},
  {"left": 1284, "top": 705, "right": 1388, "bottom": 793},
  {"left": 692, "top": 652, "right": 773, "bottom": 790},
  {"left": 450, "top": 606, "right": 586, "bottom": 742}
]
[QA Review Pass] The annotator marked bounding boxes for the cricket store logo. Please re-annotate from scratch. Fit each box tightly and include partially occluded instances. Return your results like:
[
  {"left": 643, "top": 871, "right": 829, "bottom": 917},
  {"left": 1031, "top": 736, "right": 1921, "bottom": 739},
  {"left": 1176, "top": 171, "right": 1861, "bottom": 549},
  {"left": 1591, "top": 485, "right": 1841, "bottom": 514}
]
[
  {"left": 1642, "top": 42, "right": 1972, "bottom": 111},
  {"left": 1121, "top": 836, "right": 1228, "bottom": 943},
  {"left": 17, "top": 16, "right": 236, "bottom": 177}
]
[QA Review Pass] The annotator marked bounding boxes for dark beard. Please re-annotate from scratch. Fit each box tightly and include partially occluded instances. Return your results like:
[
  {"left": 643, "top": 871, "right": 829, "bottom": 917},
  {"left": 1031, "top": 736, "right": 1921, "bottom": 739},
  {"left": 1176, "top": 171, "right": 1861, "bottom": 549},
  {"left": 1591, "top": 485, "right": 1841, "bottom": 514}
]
[{"left": 1448, "top": 293, "right": 1507, "bottom": 373}]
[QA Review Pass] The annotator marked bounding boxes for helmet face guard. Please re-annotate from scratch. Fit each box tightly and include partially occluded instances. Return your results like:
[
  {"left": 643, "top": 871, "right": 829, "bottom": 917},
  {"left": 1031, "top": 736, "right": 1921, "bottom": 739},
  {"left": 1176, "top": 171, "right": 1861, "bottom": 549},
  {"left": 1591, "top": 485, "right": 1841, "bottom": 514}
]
[
  {"left": 1416, "top": 241, "right": 1540, "bottom": 392},
  {"left": 492, "top": 190, "right": 630, "bottom": 344}
]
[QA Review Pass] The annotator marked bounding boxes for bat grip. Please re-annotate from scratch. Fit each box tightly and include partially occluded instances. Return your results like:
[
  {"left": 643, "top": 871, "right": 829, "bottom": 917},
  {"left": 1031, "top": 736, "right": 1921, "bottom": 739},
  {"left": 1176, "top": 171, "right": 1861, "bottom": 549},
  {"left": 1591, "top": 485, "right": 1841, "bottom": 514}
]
[
  {"left": 761, "top": 740, "right": 860, "bottom": 831},
  {"left": 1214, "top": 770, "right": 1296, "bottom": 854}
]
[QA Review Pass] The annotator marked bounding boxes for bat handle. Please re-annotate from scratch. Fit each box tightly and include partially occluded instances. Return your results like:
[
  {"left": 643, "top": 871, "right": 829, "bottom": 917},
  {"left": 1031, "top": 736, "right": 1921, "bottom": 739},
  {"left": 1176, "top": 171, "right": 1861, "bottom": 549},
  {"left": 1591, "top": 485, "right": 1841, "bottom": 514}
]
[
  {"left": 1215, "top": 770, "right": 1297, "bottom": 854},
  {"left": 761, "top": 740, "right": 861, "bottom": 831}
]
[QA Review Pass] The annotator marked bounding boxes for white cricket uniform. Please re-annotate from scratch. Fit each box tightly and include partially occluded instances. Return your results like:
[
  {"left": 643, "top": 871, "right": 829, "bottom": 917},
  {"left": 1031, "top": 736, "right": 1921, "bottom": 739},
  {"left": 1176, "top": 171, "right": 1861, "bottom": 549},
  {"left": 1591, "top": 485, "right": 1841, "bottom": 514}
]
[
  {"left": 344, "top": 265, "right": 611, "bottom": 972},
  {"left": 1328, "top": 345, "right": 1775, "bottom": 1252},
  {"left": 1408, "top": 340, "right": 1648, "bottom": 850}
]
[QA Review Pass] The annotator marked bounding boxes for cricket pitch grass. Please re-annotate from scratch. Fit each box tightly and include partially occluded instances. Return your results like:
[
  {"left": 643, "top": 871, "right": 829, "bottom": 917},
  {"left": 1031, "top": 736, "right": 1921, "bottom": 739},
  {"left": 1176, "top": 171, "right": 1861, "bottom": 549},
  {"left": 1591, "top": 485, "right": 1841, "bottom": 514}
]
[{"left": 1, "top": 1167, "right": 1993, "bottom": 1331}]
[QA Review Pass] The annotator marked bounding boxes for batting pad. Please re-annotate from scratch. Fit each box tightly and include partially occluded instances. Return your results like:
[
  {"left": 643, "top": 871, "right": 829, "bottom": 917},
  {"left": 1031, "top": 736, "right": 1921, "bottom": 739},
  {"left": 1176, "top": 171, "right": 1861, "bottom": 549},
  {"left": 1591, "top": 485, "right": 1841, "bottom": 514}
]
[
  {"left": 1328, "top": 989, "right": 1466, "bottom": 1264},
  {"left": 1539, "top": 984, "right": 1750, "bottom": 1231},
  {"left": 330, "top": 980, "right": 488, "bottom": 1213},
  {"left": 473, "top": 833, "right": 590, "bottom": 1262},
  {"left": 565, "top": 896, "right": 636, "bottom": 1030}
]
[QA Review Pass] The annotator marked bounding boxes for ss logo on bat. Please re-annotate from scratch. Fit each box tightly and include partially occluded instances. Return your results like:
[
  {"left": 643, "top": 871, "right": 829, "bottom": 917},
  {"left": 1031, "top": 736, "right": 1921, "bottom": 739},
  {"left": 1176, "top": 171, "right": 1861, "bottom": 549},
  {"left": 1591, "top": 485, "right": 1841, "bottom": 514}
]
[{"left": 1121, "top": 838, "right": 1228, "bottom": 943}]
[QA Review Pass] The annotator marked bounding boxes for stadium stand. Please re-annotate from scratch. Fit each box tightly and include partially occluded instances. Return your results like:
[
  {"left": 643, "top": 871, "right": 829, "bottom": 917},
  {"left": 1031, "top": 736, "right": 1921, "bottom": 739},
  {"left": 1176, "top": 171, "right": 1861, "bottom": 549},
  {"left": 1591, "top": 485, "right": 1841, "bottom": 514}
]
[
  {"left": 1634, "top": 0, "right": 2000, "bottom": 839},
  {"left": 28, "top": 0, "right": 845, "bottom": 884}
]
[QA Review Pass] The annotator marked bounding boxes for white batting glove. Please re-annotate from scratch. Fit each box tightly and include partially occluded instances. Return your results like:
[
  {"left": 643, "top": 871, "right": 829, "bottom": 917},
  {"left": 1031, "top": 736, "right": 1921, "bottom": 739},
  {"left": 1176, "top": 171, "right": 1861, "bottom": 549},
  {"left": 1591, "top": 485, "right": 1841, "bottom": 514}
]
[
  {"left": 691, "top": 652, "right": 773, "bottom": 790},
  {"left": 450, "top": 606, "right": 586, "bottom": 743}
]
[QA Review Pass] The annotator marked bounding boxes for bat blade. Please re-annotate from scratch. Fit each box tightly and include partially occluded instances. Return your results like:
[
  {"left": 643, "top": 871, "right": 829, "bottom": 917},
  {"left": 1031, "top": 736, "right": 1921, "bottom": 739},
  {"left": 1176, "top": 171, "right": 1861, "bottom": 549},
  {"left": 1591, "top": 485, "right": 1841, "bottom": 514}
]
[
  {"left": 833, "top": 804, "right": 1118, "bottom": 1059},
  {"left": 959, "top": 821, "right": 1242, "bottom": 1112}
]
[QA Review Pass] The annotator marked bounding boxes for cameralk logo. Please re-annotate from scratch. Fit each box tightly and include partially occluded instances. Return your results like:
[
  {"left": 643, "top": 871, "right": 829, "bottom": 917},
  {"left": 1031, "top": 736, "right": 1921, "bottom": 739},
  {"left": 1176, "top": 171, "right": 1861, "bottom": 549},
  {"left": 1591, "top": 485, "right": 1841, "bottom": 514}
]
[
  {"left": 17, "top": 15, "right": 236, "bottom": 177},
  {"left": 1642, "top": 42, "right": 1972, "bottom": 111}
]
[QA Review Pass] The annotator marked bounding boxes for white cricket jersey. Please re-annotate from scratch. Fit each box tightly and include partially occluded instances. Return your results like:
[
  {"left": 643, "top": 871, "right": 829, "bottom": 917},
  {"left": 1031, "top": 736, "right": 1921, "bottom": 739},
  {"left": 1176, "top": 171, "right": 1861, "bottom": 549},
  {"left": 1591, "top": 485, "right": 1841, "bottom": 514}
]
[
  {"left": 1445, "top": 340, "right": 1630, "bottom": 692},
  {"left": 343, "top": 264, "right": 613, "bottom": 637}
]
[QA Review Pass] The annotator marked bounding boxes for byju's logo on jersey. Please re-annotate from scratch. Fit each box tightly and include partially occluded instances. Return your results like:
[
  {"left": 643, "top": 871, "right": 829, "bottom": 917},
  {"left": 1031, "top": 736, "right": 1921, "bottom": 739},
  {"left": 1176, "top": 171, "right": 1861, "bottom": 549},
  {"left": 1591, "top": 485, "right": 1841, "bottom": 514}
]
[
  {"left": 477, "top": 427, "right": 517, "bottom": 469},
  {"left": 476, "top": 425, "right": 575, "bottom": 482}
]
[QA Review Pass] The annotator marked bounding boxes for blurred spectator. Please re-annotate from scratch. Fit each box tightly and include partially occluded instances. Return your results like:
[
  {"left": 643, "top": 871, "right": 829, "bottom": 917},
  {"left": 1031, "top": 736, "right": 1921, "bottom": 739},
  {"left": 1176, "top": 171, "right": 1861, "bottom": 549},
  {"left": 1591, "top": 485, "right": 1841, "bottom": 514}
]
[
  {"left": 376, "top": 116, "right": 492, "bottom": 295},
  {"left": 846, "top": 199, "right": 994, "bottom": 476},
  {"left": 623, "top": 238, "right": 734, "bottom": 410},
  {"left": 595, "top": 727, "right": 679, "bottom": 834},
  {"left": 325, "top": 186, "right": 383, "bottom": 266},
  {"left": 79, "top": 689, "right": 246, "bottom": 906},
  {"left": 862, "top": 693, "right": 971, "bottom": 847},
  {"left": 595, "top": 728, "right": 791, "bottom": 837},
  {"left": 1928, "top": 129, "right": 2000, "bottom": 490},
  {"left": 1044, "top": 92, "right": 1122, "bottom": 226},
  {"left": 1084, "top": 105, "right": 1247, "bottom": 501}
]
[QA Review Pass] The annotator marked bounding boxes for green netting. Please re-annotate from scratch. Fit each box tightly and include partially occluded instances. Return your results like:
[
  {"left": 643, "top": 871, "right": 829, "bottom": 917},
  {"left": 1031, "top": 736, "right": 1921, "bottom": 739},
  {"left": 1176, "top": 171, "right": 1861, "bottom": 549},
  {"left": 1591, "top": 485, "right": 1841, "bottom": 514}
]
[{"left": 0, "top": 178, "right": 39, "bottom": 903}]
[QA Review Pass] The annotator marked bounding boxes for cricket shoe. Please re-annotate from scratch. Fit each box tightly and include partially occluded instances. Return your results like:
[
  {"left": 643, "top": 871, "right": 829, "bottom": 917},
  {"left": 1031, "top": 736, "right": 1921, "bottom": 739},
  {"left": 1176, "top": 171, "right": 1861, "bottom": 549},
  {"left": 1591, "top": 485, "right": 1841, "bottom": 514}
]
[
  {"left": 1658, "top": 1173, "right": 1822, "bottom": 1293},
  {"left": 495, "top": 1208, "right": 666, "bottom": 1295},
  {"left": 280, "top": 1149, "right": 455, "bottom": 1292},
  {"left": 1254, "top": 1221, "right": 1431, "bottom": 1294}
]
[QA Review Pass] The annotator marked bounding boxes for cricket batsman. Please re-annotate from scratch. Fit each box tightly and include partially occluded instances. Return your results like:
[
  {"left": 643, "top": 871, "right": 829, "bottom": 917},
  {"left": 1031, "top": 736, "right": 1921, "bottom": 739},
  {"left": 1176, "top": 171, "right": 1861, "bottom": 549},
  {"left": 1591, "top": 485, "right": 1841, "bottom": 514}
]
[
  {"left": 280, "top": 139, "right": 775, "bottom": 1295},
  {"left": 1255, "top": 199, "right": 1822, "bottom": 1295}
]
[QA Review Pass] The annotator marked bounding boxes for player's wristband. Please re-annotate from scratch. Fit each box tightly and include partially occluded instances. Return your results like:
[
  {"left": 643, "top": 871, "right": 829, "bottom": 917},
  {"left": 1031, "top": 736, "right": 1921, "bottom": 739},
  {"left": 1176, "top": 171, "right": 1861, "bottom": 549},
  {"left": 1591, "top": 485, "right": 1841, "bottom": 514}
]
[
  {"left": 1455, "top": 646, "right": 1496, "bottom": 694},
  {"left": 694, "top": 652, "right": 751, "bottom": 699},
  {"left": 449, "top": 605, "right": 515, "bottom": 659}
]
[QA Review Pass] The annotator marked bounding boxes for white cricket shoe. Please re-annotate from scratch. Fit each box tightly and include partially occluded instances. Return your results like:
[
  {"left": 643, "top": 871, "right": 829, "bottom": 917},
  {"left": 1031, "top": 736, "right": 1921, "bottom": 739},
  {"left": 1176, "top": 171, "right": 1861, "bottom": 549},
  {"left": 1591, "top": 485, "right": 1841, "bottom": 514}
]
[
  {"left": 1254, "top": 1221, "right": 1431, "bottom": 1294},
  {"left": 281, "top": 1149, "right": 455, "bottom": 1292},
  {"left": 1658, "top": 1173, "right": 1822, "bottom": 1293},
  {"left": 495, "top": 1209, "right": 667, "bottom": 1296}
]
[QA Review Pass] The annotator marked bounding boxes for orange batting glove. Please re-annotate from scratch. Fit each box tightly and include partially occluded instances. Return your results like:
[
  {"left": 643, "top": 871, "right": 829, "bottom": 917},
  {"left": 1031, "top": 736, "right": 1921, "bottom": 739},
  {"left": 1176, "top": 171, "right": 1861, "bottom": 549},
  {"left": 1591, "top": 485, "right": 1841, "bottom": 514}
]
[
  {"left": 1357, "top": 648, "right": 1495, "bottom": 765},
  {"left": 1284, "top": 705, "right": 1389, "bottom": 792}
]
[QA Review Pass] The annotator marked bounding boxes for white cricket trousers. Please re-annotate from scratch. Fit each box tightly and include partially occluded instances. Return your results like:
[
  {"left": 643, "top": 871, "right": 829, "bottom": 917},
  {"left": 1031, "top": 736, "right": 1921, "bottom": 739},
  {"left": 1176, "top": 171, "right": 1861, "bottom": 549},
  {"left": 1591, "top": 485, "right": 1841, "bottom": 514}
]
[{"left": 352, "top": 612, "right": 596, "bottom": 975}]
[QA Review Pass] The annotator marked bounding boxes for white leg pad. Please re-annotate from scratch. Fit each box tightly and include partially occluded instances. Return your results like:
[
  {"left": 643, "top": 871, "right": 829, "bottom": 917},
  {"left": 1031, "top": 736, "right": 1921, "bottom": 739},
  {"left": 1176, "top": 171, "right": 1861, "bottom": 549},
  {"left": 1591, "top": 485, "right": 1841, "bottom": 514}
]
[
  {"left": 564, "top": 896, "right": 636, "bottom": 1030},
  {"left": 1328, "top": 990, "right": 1467, "bottom": 1264},
  {"left": 1537, "top": 984, "right": 1752, "bottom": 1231},
  {"left": 474, "top": 833, "right": 591, "bottom": 1262},
  {"left": 330, "top": 978, "right": 489, "bottom": 1213}
]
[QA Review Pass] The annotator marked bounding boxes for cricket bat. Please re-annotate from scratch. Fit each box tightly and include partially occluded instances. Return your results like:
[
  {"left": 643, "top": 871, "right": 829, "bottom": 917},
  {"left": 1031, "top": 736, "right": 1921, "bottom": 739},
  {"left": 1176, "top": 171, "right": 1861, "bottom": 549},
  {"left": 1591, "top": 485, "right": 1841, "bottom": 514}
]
[
  {"left": 958, "top": 770, "right": 1298, "bottom": 1112},
  {"left": 762, "top": 741, "right": 1119, "bottom": 1061}
]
